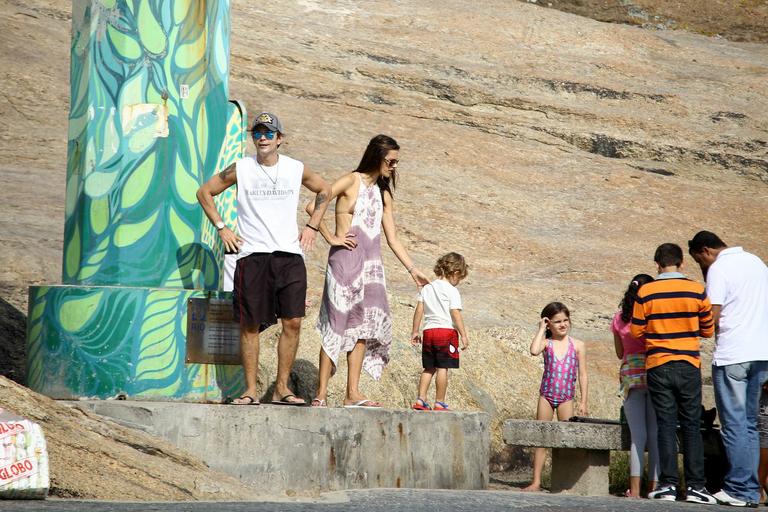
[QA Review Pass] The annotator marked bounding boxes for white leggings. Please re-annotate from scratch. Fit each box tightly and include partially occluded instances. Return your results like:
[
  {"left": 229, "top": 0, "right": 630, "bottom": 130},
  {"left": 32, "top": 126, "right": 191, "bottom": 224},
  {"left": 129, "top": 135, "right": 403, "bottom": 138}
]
[{"left": 624, "top": 388, "right": 659, "bottom": 480}]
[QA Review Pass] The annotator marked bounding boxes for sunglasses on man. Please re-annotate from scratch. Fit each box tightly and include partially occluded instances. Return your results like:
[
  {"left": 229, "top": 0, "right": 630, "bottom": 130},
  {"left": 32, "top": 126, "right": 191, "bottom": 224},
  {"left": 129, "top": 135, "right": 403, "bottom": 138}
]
[{"left": 252, "top": 131, "right": 277, "bottom": 140}]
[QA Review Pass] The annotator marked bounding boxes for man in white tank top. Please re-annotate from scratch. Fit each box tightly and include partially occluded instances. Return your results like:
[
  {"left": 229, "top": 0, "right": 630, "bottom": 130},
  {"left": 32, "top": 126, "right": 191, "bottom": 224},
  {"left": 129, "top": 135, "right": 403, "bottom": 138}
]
[{"left": 197, "top": 112, "right": 331, "bottom": 406}]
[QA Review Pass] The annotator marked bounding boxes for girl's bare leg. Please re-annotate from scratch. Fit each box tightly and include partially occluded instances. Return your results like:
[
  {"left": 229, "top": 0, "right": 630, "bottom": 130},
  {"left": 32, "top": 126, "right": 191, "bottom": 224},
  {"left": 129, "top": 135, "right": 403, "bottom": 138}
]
[
  {"left": 555, "top": 400, "right": 574, "bottom": 421},
  {"left": 759, "top": 448, "right": 768, "bottom": 502},
  {"left": 522, "top": 396, "right": 555, "bottom": 491}
]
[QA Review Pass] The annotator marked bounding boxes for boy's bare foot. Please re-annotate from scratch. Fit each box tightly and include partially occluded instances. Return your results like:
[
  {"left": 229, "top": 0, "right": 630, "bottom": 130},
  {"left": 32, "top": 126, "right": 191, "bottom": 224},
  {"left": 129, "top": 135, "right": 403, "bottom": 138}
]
[{"left": 521, "top": 483, "right": 541, "bottom": 492}]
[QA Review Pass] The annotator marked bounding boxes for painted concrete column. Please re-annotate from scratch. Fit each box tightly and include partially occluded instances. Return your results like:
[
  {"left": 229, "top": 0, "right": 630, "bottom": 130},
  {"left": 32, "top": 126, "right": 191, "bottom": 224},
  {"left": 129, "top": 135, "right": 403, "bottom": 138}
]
[{"left": 26, "top": 0, "right": 246, "bottom": 401}]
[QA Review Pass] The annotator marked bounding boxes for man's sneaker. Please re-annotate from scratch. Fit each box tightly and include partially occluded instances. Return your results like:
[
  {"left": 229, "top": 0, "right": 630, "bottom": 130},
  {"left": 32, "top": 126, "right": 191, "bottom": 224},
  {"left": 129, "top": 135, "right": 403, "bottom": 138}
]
[
  {"left": 686, "top": 487, "right": 717, "bottom": 505},
  {"left": 648, "top": 485, "right": 677, "bottom": 501},
  {"left": 712, "top": 489, "right": 758, "bottom": 507}
]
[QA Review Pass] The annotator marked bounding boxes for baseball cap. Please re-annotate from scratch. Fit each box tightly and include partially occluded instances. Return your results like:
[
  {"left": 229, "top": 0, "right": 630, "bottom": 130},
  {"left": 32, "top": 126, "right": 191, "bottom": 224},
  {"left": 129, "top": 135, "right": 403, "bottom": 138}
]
[{"left": 251, "top": 112, "right": 283, "bottom": 133}]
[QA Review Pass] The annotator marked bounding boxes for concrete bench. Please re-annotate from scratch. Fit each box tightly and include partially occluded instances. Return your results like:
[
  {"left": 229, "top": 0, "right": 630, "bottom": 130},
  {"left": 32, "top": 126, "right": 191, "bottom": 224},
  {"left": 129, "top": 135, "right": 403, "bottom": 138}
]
[{"left": 502, "top": 419, "right": 630, "bottom": 496}]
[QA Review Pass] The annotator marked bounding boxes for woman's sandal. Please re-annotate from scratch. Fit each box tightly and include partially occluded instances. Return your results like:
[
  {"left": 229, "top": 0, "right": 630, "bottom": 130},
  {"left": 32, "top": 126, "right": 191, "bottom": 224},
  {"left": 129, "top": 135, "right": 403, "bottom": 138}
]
[
  {"left": 310, "top": 397, "right": 327, "bottom": 408},
  {"left": 412, "top": 398, "right": 431, "bottom": 410},
  {"left": 434, "top": 401, "right": 449, "bottom": 411}
]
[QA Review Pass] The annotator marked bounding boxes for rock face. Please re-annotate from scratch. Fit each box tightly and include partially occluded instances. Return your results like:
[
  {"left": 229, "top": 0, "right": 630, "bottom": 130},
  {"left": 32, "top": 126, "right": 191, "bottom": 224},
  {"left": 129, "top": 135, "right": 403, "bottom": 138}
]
[
  {"left": 0, "top": 376, "right": 262, "bottom": 500},
  {"left": 538, "top": 0, "right": 768, "bottom": 43},
  {"left": 0, "top": 0, "right": 767, "bottom": 498}
]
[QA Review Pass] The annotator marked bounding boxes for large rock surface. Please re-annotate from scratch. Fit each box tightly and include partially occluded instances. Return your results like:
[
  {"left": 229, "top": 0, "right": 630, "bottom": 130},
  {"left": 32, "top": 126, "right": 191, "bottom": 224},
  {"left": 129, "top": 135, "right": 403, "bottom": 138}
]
[
  {"left": 0, "top": 376, "right": 262, "bottom": 500},
  {"left": 0, "top": 0, "right": 766, "bottom": 497}
]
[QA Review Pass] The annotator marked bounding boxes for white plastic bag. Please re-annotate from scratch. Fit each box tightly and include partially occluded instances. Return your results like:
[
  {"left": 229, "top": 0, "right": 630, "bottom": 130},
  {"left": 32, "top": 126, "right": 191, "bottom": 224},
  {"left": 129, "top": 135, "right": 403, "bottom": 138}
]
[{"left": 0, "top": 408, "right": 48, "bottom": 499}]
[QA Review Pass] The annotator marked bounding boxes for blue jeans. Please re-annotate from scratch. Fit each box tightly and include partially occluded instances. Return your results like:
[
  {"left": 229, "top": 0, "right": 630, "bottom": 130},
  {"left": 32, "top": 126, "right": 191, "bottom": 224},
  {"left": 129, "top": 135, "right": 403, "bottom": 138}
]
[
  {"left": 647, "top": 361, "right": 705, "bottom": 489},
  {"left": 713, "top": 360, "right": 768, "bottom": 503}
]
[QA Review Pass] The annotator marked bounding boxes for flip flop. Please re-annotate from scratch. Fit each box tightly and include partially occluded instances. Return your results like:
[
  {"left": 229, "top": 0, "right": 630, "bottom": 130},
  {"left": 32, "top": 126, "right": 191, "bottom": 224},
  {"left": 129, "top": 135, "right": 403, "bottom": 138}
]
[
  {"left": 434, "top": 401, "right": 449, "bottom": 411},
  {"left": 230, "top": 395, "right": 259, "bottom": 405},
  {"left": 271, "top": 394, "right": 307, "bottom": 406},
  {"left": 412, "top": 398, "right": 431, "bottom": 411},
  {"left": 344, "top": 399, "right": 382, "bottom": 408},
  {"left": 310, "top": 398, "right": 327, "bottom": 408}
]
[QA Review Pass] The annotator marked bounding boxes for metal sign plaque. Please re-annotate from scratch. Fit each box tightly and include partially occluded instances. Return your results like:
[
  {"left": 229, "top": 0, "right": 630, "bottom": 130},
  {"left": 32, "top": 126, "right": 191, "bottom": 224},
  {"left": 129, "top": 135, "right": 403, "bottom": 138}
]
[{"left": 186, "top": 297, "right": 241, "bottom": 365}]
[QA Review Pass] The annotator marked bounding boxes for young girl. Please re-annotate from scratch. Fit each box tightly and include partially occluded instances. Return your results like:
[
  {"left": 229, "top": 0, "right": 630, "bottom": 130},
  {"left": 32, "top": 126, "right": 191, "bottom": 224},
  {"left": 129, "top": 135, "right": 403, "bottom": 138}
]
[
  {"left": 523, "top": 302, "right": 588, "bottom": 492},
  {"left": 612, "top": 274, "right": 658, "bottom": 498},
  {"left": 410, "top": 252, "right": 469, "bottom": 411}
]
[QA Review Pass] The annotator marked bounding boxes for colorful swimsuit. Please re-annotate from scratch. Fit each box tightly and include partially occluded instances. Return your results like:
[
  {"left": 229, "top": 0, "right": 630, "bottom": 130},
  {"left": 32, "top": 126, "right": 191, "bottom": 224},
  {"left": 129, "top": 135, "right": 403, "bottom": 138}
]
[{"left": 539, "top": 337, "right": 578, "bottom": 408}]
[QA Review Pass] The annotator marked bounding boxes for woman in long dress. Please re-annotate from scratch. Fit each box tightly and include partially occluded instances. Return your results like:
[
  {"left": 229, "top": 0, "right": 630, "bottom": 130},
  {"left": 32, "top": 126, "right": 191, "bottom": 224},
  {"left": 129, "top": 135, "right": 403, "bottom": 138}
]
[{"left": 306, "top": 134, "right": 429, "bottom": 407}]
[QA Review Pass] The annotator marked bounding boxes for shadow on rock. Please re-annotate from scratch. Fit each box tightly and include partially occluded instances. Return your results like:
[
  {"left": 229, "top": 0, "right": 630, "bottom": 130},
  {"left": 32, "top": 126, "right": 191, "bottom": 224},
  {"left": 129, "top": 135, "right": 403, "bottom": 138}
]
[
  {"left": 0, "top": 297, "right": 26, "bottom": 384},
  {"left": 261, "top": 358, "right": 319, "bottom": 404}
]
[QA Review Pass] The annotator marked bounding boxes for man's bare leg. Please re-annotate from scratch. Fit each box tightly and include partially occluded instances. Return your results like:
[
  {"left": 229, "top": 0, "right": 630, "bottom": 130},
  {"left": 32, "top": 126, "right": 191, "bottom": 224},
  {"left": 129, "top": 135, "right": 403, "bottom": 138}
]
[
  {"left": 272, "top": 317, "right": 305, "bottom": 404},
  {"left": 232, "top": 325, "right": 260, "bottom": 404}
]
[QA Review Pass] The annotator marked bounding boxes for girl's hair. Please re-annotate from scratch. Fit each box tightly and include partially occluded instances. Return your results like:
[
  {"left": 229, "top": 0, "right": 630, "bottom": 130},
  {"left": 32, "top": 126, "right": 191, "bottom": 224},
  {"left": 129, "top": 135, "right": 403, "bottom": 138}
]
[
  {"left": 434, "top": 252, "right": 468, "bottom": 279},
  {"left": 541, "top": 302, "right": 570, "bottom": 338},
  {"left": 354, "top": 134, "right": 399, "bottom": 197},
  {"left": 619, "top": 273, "right": 654, "bottom": 322}
]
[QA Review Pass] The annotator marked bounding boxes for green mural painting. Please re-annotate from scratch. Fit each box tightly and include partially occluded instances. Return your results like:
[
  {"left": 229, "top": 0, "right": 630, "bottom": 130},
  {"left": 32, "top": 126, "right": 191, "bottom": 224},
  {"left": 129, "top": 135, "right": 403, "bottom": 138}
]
[{"left": 26, "top": 0, "right": 247, "bottom": 400}]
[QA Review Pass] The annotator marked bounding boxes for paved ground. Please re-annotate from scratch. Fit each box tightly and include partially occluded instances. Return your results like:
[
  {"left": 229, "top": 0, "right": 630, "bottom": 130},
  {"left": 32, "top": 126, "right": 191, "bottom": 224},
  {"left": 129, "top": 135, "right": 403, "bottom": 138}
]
[{"left": 0, "top": 489, "right": 743, "bottom": 512}]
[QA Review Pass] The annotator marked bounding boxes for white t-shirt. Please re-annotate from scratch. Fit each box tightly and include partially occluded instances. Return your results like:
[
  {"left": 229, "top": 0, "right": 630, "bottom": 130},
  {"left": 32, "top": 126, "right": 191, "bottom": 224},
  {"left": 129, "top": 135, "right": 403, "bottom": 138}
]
[
  {"left": 235, "top": 154, "right": 304, "bottom": 258},
  {"left": 706, "top": 246, "right": 768, "bottom": 365},
  {"left": 419, "top": 279, "right": 462, "bottom": 331}
]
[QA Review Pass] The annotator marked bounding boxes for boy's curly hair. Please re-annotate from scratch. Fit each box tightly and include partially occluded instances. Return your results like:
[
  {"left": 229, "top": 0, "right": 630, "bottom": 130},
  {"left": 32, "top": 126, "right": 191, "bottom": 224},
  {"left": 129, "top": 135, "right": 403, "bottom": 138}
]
[{"left": 434, "top": 252, "right": 468, "bottom": 279}]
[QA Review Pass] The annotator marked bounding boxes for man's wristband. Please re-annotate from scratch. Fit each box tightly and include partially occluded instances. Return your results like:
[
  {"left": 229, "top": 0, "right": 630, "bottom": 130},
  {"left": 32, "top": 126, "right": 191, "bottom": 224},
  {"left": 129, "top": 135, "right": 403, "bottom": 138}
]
[{"left": 306, "top": 223, "right": 319, "bottom": 232}]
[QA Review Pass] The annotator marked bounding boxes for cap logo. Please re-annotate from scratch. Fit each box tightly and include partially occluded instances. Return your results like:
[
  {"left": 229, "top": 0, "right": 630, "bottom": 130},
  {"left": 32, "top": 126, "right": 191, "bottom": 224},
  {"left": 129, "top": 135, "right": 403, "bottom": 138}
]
[{"left": 257, "top": 113, "right": 273, "bottom": 124}]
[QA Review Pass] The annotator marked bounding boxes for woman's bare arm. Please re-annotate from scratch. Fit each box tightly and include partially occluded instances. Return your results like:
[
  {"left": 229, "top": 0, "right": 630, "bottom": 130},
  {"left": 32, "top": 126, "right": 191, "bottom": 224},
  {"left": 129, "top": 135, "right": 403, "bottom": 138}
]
[
  {"left": 305, "top": 172, "right": 358, "bottom": 248},
  {"left": 381, "top": 190, "right": 429, "bottom": 287}
]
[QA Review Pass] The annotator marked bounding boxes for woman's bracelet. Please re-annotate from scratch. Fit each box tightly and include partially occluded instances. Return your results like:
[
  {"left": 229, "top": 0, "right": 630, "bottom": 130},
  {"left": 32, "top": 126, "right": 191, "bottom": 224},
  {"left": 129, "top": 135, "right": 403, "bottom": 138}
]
[{"left": 306, "top": 223, "right": 319, "bottom": 232}]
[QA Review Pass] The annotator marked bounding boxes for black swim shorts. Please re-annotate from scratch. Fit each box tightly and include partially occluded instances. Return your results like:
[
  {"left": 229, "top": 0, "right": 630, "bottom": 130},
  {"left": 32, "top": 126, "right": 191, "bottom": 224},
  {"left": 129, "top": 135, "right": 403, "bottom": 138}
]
[{"left": 233, "top": 251, "right": 307, "bottom": 331}]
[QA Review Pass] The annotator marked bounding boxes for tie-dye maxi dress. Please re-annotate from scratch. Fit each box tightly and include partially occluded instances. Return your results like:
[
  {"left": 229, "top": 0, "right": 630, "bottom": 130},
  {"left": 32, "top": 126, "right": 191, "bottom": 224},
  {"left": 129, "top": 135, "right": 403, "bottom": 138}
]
[{"left": 316, "top": 177, "right": 392, "bottom": 380}]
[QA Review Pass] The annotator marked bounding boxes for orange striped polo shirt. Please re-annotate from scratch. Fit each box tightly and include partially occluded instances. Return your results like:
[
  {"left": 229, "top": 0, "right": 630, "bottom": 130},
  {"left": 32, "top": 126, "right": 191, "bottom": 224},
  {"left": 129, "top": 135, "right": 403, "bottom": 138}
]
[{"left": 630, "top": 277, "right": 714, "bottom": 370}]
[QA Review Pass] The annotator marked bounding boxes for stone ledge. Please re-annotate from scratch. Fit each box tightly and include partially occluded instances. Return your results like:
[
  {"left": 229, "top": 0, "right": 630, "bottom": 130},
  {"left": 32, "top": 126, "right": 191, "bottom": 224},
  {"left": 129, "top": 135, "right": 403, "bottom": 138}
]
[{"left": 65, "top": 400, "right": 489, "bottom": 493}]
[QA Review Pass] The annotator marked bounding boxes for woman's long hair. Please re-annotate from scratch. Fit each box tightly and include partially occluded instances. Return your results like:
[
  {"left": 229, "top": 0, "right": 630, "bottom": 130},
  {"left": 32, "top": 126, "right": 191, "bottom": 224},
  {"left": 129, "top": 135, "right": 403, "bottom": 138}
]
[
  {"left": 354, "top": 134, "right": 399, "bottom": 197},
  {"left": 619, "top": 274, "right": 654, "bottom": 322}
]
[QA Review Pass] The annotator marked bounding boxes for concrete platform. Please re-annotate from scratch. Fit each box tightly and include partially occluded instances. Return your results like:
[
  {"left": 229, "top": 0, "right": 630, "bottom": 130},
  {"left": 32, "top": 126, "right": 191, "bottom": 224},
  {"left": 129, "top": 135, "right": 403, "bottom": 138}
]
[{"left": 67, "top": 401, "right": 489, "bottom": 493}]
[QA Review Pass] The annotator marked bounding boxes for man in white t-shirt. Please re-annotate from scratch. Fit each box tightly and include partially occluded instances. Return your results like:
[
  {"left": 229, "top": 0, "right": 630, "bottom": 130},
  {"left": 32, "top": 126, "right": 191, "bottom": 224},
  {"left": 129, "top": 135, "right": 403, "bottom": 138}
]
[
  {"left": 197, "top": 112, "right": 331, "bottom": 406},
  {"left": 689, "top": 230, "right": 768, "bottom": 506}
]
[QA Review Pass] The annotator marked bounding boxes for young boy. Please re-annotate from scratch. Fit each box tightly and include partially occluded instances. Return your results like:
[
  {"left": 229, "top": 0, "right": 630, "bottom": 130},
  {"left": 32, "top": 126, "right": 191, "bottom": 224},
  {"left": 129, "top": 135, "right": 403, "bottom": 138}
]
[
  {"left": 631, "top": 243, "right": 716, "bottom": 504},
  {"left": 411, "top": 252, "right": 469, "bottom": 411}
]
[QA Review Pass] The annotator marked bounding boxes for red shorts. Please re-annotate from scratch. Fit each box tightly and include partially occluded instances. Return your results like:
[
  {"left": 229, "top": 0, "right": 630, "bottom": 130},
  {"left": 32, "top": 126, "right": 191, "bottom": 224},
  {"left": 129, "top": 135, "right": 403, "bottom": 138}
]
[{"left": 422, "top": 328, "right": 460, "bottom": 369}]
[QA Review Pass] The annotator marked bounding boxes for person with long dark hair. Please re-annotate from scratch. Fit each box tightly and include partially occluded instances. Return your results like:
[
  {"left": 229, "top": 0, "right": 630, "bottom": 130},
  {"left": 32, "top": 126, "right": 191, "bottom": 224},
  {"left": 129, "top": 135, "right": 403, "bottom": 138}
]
[
  {"left": 306, "top": 134, "right": 429, "bottom": 407},
  {"left": 612, "top": 273, "right": 658, "bottom": 498}
]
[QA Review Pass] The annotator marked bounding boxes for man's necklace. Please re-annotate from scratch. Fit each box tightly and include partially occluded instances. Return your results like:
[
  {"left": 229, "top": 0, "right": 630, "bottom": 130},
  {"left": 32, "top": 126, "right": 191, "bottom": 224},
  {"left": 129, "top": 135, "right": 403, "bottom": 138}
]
[{"left": 257, "top": 160, "right": 279, "bottom": 189}]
